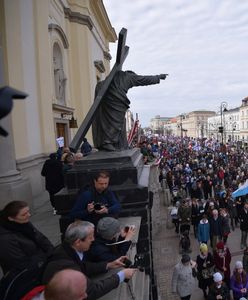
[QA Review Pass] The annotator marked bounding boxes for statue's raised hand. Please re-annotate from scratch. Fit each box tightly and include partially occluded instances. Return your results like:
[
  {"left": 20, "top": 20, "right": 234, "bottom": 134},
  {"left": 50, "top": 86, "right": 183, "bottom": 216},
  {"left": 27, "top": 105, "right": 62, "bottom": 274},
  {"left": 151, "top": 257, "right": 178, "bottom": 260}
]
[{"left": 159, "top": 74, "right": 168, "bottom": 80}]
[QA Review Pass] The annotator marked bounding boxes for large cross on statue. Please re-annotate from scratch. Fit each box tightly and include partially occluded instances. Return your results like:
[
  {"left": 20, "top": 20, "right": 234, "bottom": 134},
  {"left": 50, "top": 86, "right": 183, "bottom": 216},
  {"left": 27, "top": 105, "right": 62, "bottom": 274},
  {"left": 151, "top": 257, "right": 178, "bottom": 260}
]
[{"left": 69, "top": 28, "right": 129, "bottom": 152}]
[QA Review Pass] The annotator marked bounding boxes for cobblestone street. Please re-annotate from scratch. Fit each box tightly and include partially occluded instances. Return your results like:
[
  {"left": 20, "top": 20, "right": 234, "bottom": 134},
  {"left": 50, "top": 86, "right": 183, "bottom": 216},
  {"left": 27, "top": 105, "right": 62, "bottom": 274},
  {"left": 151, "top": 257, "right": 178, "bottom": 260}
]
[{"left": 152, "top": 186, "right": 243, "bottom": 300}]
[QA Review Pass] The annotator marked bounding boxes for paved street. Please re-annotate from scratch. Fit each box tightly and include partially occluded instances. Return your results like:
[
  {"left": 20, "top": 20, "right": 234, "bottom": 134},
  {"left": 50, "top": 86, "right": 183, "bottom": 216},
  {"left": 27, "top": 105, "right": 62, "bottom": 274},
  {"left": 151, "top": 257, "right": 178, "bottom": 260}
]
[{"left": 152, "top": 187, "right": 243, "bottom": 300}]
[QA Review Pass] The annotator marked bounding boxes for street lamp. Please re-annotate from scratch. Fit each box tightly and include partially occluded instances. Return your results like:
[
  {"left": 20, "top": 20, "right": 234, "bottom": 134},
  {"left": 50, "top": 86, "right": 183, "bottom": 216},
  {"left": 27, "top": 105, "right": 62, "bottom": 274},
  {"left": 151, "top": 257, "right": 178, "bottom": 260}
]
[{"left": 219, "top": 101, "right": 228, "bottom": 144}]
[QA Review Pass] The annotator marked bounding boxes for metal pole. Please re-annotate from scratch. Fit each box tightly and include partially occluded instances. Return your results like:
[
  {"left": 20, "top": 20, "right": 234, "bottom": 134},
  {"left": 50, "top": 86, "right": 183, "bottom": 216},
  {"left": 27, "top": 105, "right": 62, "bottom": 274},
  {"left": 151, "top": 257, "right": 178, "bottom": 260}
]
[{"left": 220, "top": 105, "right": 223, "bottom": 144}]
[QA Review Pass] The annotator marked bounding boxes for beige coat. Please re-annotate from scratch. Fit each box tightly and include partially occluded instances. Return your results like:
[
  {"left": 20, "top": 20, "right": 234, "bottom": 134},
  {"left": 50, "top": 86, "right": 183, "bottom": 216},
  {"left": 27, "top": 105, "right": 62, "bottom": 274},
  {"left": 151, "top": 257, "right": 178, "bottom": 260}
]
[{"left": 171, "top": 262, "right": 196, "bottom": 297}]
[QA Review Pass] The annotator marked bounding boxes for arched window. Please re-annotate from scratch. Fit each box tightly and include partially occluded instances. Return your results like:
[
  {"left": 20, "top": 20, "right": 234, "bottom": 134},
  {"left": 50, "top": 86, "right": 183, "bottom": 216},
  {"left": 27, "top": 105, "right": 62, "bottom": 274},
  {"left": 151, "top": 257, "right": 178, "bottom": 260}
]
[{"left": 53, "top": 43, "right": 66, "bottom": 105}]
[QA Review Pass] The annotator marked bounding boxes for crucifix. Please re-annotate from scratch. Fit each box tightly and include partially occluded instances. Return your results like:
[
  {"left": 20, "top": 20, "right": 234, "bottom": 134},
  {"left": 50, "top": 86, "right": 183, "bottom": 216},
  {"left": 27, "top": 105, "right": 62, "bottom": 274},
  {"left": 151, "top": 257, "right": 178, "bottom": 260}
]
[{"left": 69, "top": 28, "right": 129, "bottom": 152}]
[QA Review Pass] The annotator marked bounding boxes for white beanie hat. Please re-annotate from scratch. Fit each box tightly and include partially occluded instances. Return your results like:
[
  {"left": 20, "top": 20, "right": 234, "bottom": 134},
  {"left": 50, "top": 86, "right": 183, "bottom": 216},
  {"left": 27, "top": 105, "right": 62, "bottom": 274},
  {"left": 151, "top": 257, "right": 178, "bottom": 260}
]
[
  {"left": 213, "top": 272, "right": 223, "bottom": 282},
  {"left": 235, "top": 261, "right": 243, "bottom": 269}
]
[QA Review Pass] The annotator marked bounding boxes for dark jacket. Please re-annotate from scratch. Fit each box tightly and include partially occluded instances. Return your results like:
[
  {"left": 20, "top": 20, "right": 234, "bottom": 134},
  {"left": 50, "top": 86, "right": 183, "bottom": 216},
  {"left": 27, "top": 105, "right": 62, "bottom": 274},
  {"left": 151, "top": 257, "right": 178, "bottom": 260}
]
[
  {"left": 0, "top": 220, "right": 53, "bottom": 274},
  {"left": 70, "top": 187, "right": 121, "bottom": 225},
  {"left": 86, "top": 236, "right": 132, "bottom": 262},
  {"left": 196, "top": 252, "right": 214, "bottom": 290},
  {"left": 41, "top": 158, "right": 64, "bottom": 194},
  {"left": 207, "top": 283, "right": 230, "bottom": 300},
  {"left": 209, "top": 217, "right": 222, "bottom": 237},
  {"left": 42, "top": 242, "right": 120, "bottom": 300},
  {"left": 220, "top": 215, "right": 230, "bottom": 237},
  {"left": 240, "top": 208, "right": 248, "bottom": 231}
]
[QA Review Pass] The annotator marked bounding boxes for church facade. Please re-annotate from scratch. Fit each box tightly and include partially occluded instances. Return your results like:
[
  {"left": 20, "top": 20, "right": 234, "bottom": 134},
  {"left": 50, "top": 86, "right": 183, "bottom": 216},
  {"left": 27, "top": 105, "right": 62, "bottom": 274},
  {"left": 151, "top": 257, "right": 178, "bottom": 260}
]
[{"left": 0, "top": 0, "right": 116, "bottom": 207}]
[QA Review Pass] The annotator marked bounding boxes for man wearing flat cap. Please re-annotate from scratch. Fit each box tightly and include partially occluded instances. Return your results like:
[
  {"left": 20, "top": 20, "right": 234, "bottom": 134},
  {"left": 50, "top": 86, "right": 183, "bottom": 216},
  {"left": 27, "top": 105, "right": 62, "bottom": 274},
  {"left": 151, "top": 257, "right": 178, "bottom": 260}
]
[{"left": 86, "top": 217, "right": 135, "bottom": 262}]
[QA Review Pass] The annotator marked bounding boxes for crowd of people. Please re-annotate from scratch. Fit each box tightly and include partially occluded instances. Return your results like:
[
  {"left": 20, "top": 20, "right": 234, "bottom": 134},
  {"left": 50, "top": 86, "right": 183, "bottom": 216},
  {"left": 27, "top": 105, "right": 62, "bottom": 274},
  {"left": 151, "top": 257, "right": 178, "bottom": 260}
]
[
  {"left": 144, "top": 135, "right": 248, "bottom": 300},
  {"left": 2, "top": 134, "right": 248, "bottom": 299},
  {"left": 0, "top": 171, "right": 137, "bottom": 300}
]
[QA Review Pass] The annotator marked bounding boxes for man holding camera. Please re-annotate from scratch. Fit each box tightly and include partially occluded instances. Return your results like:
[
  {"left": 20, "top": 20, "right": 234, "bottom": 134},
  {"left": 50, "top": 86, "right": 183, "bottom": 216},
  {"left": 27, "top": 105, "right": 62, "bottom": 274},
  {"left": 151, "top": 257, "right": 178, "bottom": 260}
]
[
  {"left": 42, "top": 221, "right": 136, "bottom": 300},
  {"left": 70, "top": 171, "right": 121, "bottom": 225}
]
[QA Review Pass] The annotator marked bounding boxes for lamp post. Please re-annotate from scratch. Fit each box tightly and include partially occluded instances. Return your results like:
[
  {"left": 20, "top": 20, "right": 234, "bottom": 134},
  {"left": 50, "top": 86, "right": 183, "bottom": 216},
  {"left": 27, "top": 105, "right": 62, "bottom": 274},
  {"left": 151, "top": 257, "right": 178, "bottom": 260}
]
[{"left": 219, "top": 101, "right": 228, "bottom": 144}]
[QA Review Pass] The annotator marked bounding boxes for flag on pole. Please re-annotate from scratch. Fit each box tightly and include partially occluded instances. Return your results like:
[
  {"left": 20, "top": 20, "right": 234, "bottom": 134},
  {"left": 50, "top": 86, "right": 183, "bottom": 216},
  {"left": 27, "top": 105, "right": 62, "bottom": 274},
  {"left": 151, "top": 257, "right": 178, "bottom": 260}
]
[{"left": 232, "top": 180, "right": 248, "bottom": 198}]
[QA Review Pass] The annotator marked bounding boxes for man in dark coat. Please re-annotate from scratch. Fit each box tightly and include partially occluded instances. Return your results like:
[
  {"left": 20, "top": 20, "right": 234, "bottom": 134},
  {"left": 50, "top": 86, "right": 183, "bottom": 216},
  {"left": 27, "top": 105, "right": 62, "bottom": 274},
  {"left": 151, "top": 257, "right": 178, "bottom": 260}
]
[
  {"left": 92, "top": 71, "right": 167, "bottom": 151},
  {"left": 41, "top": 153, "right": 64, "bottom": 210},
  {"left": 70, "top": 171, "right": 121, "bottom": 226},
  {"left": 240, "top": 202, "right": 248, "bottom": 249},
  {"left": 86, "top": 217, "right": 135, "bottom": 262},
  {"left": 42, "top": 221, "right": 136, "bottom": 300}
]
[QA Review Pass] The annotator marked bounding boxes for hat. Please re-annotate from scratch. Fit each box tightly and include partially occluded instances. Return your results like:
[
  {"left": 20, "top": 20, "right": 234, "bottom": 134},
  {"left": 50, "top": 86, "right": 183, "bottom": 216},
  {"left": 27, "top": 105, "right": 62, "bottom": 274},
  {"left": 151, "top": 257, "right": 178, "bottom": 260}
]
[
  {"left": 200, "top": 243, "right": 208, "bottom": 253},
  {"left": 181, "top": 254, "right": 191, "bottom": 264},
  {"left": 213, "top": 272, "right": 223, "bottom": 282},
  {"left": 216, "top": 241, "right": 225, "bottom": 250},
  {"left": 235, "top": 261, "right": 243, "bottom": 269},
  {"left": 97, "top": 217, "right": 120, "bottom": 240}
]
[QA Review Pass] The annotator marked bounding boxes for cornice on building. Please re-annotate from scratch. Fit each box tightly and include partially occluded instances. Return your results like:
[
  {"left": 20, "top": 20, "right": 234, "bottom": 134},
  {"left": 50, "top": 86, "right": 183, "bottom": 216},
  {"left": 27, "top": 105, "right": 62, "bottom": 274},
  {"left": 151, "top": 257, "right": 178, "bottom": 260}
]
[{"left": 64, "top": 7, "right": 93, "bottom": 30}]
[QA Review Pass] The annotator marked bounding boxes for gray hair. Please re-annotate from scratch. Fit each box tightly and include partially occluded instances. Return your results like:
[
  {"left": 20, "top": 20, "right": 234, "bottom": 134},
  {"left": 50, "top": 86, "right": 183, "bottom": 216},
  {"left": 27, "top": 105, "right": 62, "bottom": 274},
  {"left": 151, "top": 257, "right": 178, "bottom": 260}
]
[{"left": 64, "top": 220, "right": 94, "bottom": 245}]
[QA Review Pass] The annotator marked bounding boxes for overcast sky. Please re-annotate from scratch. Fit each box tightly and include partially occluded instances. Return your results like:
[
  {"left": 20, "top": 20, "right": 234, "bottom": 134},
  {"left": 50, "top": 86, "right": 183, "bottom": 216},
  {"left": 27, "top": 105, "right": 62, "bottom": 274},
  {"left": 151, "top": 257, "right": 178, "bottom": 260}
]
[{"left": 103, "top": 0, "right": 248, "bottom": 127}]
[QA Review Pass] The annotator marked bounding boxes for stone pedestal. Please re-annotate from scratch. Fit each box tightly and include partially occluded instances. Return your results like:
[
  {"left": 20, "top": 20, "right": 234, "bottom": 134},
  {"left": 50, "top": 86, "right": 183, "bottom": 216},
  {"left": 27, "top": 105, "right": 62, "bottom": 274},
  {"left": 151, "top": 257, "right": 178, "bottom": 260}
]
[{"left": 54, "top": 148, "right": 156, "bottom": 288}]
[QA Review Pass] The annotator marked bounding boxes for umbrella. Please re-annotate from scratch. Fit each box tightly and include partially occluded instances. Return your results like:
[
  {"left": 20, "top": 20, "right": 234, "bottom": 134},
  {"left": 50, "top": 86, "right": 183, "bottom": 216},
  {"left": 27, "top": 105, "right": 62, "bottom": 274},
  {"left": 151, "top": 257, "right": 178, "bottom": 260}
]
[{"left": 232, "top": 180, "right": 248, "bottom": 198}]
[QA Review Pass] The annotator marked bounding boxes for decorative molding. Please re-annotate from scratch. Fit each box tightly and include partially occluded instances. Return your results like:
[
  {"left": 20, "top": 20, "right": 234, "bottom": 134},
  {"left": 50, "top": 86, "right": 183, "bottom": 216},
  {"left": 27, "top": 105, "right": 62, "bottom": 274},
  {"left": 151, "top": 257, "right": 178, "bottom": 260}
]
[
  {"left": 52, "top": 103, "right": 74, "bottom": 113},
  {"left": 64, "top": 7, "right": 93, "bottom": 30},
  {"left": 103, "top": 50, "right": 112, "bottom": 61},
  {"left": 48, "top": 23, "right": 69, "bottom": 49},
  {"left": 94, "top": 60, "right": 105, "bottom": 73}
]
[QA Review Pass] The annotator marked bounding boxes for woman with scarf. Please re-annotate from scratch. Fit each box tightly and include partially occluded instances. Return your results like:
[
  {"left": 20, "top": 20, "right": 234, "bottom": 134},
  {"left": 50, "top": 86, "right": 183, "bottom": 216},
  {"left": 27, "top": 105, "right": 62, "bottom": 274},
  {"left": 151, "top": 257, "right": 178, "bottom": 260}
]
[
  {"left": 230, "top": 261, "right": 248, "bottom": 300},
  {"left": 213, "top": 241, "right": 232, "bottom": 288},
  {"left": 196, "top": 243, "right": 214, "bottom": 299},
  {"left": 0, "top": 200, "right": 54, "bottom": 274}
]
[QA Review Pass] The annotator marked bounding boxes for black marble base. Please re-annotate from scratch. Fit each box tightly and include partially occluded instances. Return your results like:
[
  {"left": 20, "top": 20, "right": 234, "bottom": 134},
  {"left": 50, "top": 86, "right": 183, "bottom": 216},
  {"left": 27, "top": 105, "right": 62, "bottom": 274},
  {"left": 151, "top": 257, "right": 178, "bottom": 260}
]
[{"left": 66, "top": 148, "right": 144, "bottom": 188}]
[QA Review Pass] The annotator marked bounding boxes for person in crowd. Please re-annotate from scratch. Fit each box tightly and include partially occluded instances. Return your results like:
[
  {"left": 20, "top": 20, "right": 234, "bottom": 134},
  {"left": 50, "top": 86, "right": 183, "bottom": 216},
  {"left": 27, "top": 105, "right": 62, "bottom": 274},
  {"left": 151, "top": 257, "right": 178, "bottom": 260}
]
[
  {"left": 209, "top": 209, "right": 222, "bottom": 250},
  {"left": 21, "top": 269, "right": 87, "bottom": 300},
  {"left": 230, "top": 261, "right": 248, "bottom": 300},
  {"left": 220, "top": 208, "right": 231, "bottom": 244},
  {"left": 240, "top": 202, "right": 248, "bottom": 249},
  {"left": 203, "top": 175, "right": 213, "bottom": 200},
  {"left": 41, "top": 153, "right": 64, "bottom": 212},
  {"left": 0, "top": 200, "right": 54, "bottom": 275},
  {"left": 207, "top": 272, "right": 230, "bottom": 300},
  {"left": 80, "top": 137, "right": 92, "bottom": 156},
  {"left": 171, "top": 201, "right": 180, "bottom": 234},
  {"left": 205, "top": 200, "right": 219, "bottom": 219},
  {"left": 171, "top": 254, "right": 197, "bottom": 300},
  {"left": 61, "top": 147, "right": 72, "bottom": 162},
  {"left": 213, "top": 241, "right": 231, "bottom": 288},
  {"left": 45, "top": 269, "right": 87, "bottom": 300},
  {"left": 63, "top": 152, "right": 75, "bottom": 172},
  {"left": 86, "top": 217, "right": 135, "bottom": 262},
  {"left": 198, "top": 214, "right": 210, "bottom": 245},
  {"left": 42, "top": 220, "right": 136, "bottom": 300},
  {"left": 243, "top": 247, "right": 248, "bottom": 274},
  {"left": 196, "top": 243, "right": 214, "bottom": 299},
  {"left": 178, "top": 199, "right": 191, "bottom": 233},
  {"left": 70, "top": 171, "right": 121, "bottom": 225},
  {"left": 191, "top": 198, "right": 200, "bottom": 238},
  {"left": 74, "top": 152, "right": 83, "bottom": 161},
  {"left": 227, "top": 197, "right": 238, "bottom": 231}
]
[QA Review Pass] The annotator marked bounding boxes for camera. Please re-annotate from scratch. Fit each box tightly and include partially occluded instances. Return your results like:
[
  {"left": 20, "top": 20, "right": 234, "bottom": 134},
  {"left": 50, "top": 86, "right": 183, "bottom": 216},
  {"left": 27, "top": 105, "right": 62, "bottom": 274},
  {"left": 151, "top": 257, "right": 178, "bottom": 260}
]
[
  {"left": 94, "top": 203, "right": 102, "bottom": 211},
  {"left": 123, "top": 254, "right": 145, "bottom": 272},
  {"left": 124, "top": 225, "right": 135, "bottom": 233}
]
